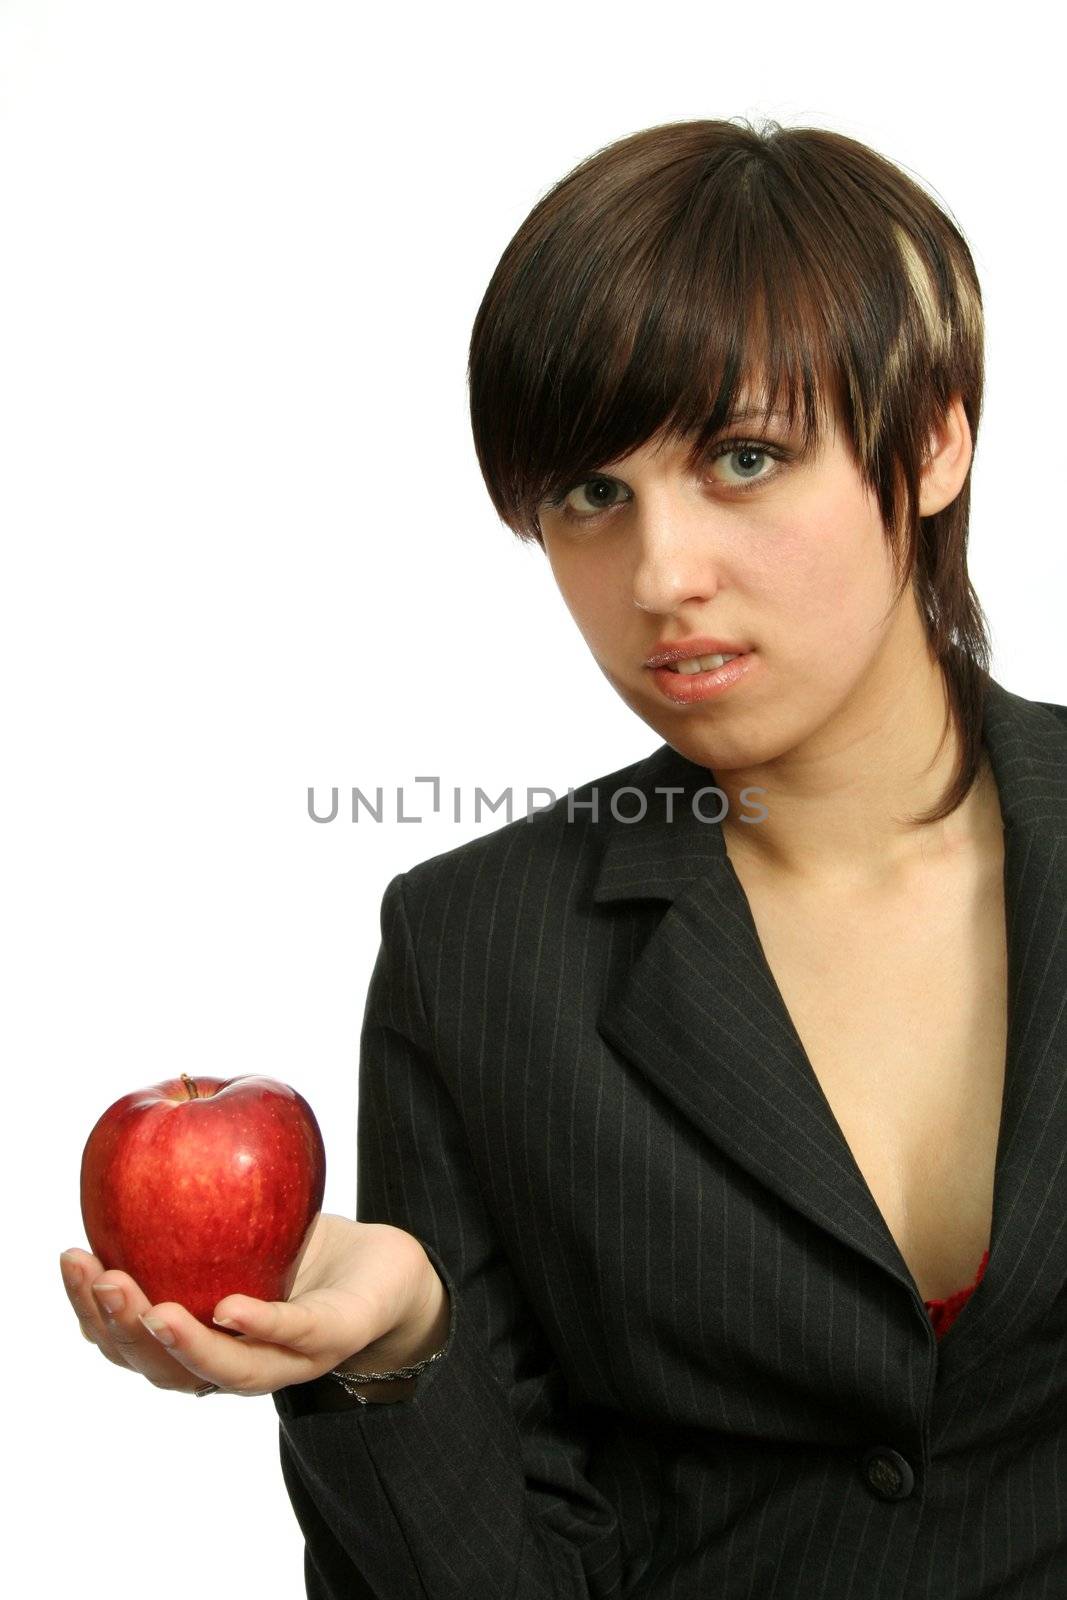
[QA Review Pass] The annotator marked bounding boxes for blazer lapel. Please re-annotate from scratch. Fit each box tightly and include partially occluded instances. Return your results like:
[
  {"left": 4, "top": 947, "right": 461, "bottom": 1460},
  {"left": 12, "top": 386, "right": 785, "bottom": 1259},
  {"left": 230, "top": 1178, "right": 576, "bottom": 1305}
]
[
  {"left": 594, "top": 673, "right": 1067, "bottom": 1364},
  {"left": 952, "top": 678, "right": 1067, "bottom": 1372}
]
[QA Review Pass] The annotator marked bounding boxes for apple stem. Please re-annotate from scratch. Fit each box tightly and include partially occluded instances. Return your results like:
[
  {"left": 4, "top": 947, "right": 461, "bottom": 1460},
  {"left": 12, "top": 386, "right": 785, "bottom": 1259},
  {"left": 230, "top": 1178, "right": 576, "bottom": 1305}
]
[{"left": 180, "top": 1073, "right": 200, "bottom": 1101}]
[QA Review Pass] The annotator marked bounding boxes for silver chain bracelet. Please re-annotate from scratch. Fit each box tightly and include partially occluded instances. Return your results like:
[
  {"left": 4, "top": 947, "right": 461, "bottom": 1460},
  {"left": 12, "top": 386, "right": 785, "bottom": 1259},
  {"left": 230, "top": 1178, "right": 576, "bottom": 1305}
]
[{"left": 325, "top": 1345, "right": 445, "bottom": 1403}]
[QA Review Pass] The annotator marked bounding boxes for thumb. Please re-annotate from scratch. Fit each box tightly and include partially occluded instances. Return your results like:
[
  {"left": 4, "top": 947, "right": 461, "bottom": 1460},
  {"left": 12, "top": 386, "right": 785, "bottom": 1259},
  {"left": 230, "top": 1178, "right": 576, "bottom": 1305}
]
[{"left": 211, "top": 1288, "right": 377, "bottom": 1359}]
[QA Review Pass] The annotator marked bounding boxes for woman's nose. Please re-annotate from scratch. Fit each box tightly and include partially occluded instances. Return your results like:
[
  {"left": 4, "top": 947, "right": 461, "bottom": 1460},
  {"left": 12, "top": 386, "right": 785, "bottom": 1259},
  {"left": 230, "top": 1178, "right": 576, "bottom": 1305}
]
[{"left": 630, "top": 512, "right": 723, "bottom": 615}]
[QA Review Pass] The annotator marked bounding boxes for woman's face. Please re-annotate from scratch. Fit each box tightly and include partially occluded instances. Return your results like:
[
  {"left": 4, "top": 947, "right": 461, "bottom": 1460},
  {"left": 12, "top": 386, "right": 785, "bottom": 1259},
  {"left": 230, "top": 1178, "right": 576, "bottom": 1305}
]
[{"left": 538, "top": 393, "right": 957, "bottom": 776}]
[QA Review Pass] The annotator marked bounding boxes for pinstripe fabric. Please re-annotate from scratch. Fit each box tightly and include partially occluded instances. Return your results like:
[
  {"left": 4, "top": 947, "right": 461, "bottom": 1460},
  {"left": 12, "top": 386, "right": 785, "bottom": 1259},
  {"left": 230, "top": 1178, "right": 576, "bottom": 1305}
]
[{"left": 273, "top": 674, "right": 1067, "bottom": 1598}]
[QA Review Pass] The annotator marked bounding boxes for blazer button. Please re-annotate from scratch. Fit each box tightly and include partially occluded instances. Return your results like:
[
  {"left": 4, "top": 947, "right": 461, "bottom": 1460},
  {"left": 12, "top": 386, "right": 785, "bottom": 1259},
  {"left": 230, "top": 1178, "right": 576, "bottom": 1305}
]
[{"left": 860, "top": 1446, "right": 915, "bottom": 1501}]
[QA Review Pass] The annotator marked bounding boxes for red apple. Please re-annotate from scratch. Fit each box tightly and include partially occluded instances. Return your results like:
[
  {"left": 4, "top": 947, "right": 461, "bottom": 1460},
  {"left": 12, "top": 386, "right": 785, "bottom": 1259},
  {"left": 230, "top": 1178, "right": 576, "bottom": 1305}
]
[{"left": 80, "top": 1072, "right": 326, "bottom": 1329}]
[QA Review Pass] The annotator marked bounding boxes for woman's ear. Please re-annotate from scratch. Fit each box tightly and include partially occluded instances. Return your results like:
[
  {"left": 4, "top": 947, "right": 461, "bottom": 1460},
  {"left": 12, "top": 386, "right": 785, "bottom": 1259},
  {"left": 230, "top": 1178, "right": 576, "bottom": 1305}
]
[{"left": 917, "top": 393, "right": 973, "bottom": 517}]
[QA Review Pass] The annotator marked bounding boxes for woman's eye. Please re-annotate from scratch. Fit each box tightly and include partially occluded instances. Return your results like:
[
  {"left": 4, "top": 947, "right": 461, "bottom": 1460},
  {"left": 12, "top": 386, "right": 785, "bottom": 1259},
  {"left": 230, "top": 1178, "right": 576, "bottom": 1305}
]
[
  {"left": 709, "top": 440, "right": 778, "bottom": 488},
  {"left": 713, "top": 441, "right": 771, "bottom": 483},
  {"left": 553, "top": 477, "right": 628, "bottom": 519},
  {"left": 544, "top": 437, "right": 786, "bottom": 524}
]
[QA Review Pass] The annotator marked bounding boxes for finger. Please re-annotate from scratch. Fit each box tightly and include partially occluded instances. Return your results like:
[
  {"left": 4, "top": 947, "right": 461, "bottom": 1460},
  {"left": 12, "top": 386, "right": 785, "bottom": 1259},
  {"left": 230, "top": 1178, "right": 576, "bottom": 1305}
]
[
  {"left": 91, "top": 1272, "right": 221, "bottom": 1391},
  {"left": 59, "top": 1246, "right": 103, "bottom": 1300},
  {"left": 141, "top": 1297, "right": 338, "bottom": 1397},
  {"left": 212, "top": 1293, "right": 319, "bottom": 1350},
  {"left": 60, "top": 1249, "right": 132, "bottom": 1370},
  {"left": 212, "top": 1285, "right": 379, "bottom": 1363},
  {"left": 60, "top": 1252, "right": 198, "bottom": 1390}
]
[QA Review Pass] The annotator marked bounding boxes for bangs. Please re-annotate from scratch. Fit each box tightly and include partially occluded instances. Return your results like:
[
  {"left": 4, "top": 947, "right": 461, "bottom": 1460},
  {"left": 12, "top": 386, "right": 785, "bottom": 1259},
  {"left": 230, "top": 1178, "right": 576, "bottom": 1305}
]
[{"left": 467, "top": 119, "right": 981, "bottom": 548}]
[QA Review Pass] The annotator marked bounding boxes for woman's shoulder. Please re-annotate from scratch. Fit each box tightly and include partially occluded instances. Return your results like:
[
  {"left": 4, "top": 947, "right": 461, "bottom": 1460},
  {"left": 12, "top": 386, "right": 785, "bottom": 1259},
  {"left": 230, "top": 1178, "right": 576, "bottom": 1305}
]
[
  {"left": 394, "top": 741, "right": 671, "bottom": 907},
  {"left": 979, "top": 673, "right": 1067, "bottom": 760},
  {"left": 1035, "top": 697, "right": 1067, "bottom": 727}
]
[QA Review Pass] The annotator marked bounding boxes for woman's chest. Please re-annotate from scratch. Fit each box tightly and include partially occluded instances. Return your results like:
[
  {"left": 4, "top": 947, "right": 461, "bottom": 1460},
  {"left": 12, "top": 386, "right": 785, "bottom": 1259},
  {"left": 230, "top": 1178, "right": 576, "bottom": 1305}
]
[{"left": 730, "top": 846, "right": 1009, "bottom": 1302}]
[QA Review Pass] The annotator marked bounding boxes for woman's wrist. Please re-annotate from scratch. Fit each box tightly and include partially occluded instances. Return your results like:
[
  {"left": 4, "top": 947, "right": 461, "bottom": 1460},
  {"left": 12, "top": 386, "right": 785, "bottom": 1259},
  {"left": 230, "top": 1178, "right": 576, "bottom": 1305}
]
[
  {"left": 334, "top": 1260, "right": 451, "bottom": 1383},
  {"left": 276, "top": 1252, "right": 451, "bottom": 1415}
]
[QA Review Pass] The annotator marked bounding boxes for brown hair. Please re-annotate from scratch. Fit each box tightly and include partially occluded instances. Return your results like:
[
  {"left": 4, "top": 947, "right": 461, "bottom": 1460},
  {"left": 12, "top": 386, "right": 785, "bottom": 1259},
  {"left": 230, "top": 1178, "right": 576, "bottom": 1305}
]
[{"left": 467, "top": 117, "right": 992, "bottom": 826}]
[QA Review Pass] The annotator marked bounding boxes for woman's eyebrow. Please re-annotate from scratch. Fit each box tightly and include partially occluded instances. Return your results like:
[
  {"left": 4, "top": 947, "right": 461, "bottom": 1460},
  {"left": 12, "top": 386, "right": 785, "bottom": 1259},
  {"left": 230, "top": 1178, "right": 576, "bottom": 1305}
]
[{"left": 720, "top": 407, "right": 792, "bottom": 423}]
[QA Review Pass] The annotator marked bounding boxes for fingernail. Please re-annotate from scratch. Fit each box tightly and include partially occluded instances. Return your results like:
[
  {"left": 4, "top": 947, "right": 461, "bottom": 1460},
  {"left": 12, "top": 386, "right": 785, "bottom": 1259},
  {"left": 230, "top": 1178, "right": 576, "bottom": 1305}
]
[
  {"left": 212, "top": 1314, "right": 237, "bottom": 1328},
  {"left": 140, "top": 1314, "right": 175, "bottom": 1346},
  {"left": 92, "top": 1283, "right": 124, "bottom": 1316}
]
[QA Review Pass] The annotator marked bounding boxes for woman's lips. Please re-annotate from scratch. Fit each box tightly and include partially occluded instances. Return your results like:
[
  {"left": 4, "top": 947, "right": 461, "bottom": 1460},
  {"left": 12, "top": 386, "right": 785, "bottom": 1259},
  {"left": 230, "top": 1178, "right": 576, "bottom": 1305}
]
[{"left": 647, "top": 650, "right": 758, "bottom": 704}]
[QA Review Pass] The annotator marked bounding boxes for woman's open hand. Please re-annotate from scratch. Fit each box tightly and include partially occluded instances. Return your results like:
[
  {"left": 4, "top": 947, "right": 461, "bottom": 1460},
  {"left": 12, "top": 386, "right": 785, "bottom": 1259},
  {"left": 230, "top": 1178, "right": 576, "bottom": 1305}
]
[{"left": 59, "top": 1212, "right": 440, "bottom": 1397}]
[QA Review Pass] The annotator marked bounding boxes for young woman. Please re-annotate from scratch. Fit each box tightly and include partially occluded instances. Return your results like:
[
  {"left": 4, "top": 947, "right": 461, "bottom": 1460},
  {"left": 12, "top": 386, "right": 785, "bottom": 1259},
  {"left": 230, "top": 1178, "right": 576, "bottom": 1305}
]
[{"left": 62, "top": 119, "right": 1067, "bottom": 1596}]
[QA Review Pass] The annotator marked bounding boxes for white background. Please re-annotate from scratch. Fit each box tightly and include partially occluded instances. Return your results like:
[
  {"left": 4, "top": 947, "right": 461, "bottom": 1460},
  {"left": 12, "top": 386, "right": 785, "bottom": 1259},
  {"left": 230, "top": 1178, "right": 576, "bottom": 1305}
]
[{"left": 2, "top": 2, "right": 1062, "bottom": 1594}]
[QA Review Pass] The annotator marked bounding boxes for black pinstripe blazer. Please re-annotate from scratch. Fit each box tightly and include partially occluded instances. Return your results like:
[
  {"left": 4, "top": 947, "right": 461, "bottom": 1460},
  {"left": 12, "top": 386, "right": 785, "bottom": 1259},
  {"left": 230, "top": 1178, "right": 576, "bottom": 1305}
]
[{"left": 273, "top": 673, "right": 1067, "bottom": 1599}]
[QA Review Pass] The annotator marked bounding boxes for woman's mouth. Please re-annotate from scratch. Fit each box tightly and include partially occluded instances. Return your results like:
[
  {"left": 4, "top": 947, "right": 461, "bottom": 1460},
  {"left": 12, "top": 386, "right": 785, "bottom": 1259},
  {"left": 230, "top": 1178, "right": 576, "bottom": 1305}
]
[
  {"left": 646, "top": 650, "right": 758, "bottom": 704},
  {"left": 662, "top": 651, "right": 740, "bottom": 674}
]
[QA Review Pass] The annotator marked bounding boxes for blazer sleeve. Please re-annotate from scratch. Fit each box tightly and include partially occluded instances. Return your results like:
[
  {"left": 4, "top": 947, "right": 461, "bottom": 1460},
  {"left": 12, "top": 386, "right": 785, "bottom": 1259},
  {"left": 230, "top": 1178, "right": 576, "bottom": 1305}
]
[{"left": 271, "top": 870, "right": 628, "bottom": 1600}]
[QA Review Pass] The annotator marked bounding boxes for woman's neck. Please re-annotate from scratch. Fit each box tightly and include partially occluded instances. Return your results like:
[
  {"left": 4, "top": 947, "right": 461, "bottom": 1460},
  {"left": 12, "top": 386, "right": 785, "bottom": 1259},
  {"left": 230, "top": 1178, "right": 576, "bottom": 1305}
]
[{"left": 714, "top": 631, "right": 998, "bottom": 893}]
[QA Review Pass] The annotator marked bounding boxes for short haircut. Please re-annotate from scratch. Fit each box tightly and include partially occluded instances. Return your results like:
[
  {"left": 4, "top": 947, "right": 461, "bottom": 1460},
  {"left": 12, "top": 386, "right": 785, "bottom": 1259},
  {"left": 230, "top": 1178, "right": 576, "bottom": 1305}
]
[{"left": 468, "top": 118, "right": 992, "bottom": 826}]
